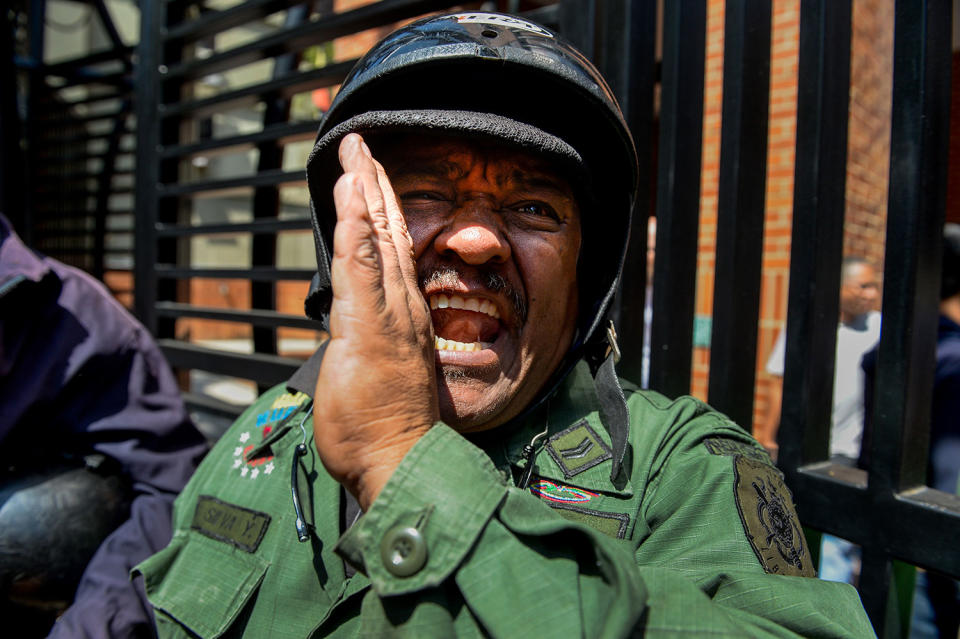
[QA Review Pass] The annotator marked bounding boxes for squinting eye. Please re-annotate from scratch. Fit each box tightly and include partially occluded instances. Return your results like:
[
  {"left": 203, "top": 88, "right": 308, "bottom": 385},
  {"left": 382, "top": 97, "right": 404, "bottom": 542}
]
[
  {"left": 514, "top": 203, "right": 559, "bottom": 220},
  {"left": 402, "top": 192, "right": 442, "bottom": 201}
]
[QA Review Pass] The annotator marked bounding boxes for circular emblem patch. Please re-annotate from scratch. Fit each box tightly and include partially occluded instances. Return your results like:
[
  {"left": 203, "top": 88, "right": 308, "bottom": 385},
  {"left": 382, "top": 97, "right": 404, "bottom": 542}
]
[{"left": 733, "top": 456, "right": 815, "bottom": 578}]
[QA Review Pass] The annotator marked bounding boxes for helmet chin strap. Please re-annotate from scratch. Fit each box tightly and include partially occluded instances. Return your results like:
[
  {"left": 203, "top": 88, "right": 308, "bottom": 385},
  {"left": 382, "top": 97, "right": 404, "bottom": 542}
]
[{"left": 586, "top": 321, "right": 630, "bottom": 484}]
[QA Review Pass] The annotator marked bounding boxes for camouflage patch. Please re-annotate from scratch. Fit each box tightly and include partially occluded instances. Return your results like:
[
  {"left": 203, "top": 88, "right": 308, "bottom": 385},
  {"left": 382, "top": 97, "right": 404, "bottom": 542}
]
[
  {"left": 545, "top": 420, "right": 612, "bottom": 478},
  {"left": 191, "top": 495, "right": 271, "bottom": 553},
  {"left": 546, "top": 502, "right": 629, "bottom": 539},
  {"left": 733, "top": 456, "right": 815, "bottom": 577},
  {"left": 704, "top": 437, "right": 771, "bottom": 464}
]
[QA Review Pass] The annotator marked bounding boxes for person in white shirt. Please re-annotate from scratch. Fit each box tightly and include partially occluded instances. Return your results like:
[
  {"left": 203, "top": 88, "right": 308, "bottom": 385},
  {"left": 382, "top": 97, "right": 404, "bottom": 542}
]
[
  {"left": 757, "top": 256, "right": 881, "bottom": 461},
  {"left": 756, "top": 256, "right": 881, "bottom": 586}
]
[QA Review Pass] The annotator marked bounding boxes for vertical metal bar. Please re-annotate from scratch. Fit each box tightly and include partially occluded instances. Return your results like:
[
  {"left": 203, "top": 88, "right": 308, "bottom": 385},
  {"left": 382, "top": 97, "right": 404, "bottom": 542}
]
[
  {"left": 28, "top": 0, "right": 46, "bottom": 63},
  {"left": 21, "top": 0, "right": 47, "bottom": 247},
  {"left": 861, "top": 0, "right": 952, "bottom": 631},
  {"left": 706, "top": 0, "right": 771, "bottom": 431},
  {"left": 649, "top": 0, "right": 707, "bottom": 397},
  {"left": 777, "top": 0, "right": 851, "bottom": 473},
  {"left": 0, "top": 7, "right": 26, "bottom": 231},
  {"left": 597, "top": 0, "right": 656, "bottom": 385},
  {"left": 559, "top": 0, "right": 596, "bottom": 58},
  {"left": 251, "top": 2, "right": 314, "bottom": 389},
  {"left": 92, "top": 0, "right": 133, "bottom": 72},
  {"left": 93, "top": 104, "right": 130, "bottom": 281},
  {"left": 157, "top": 2, "right": 188, "bottom": 341},
  {"left": 134, "top": 0, "right": 162, "bottom": 330}
]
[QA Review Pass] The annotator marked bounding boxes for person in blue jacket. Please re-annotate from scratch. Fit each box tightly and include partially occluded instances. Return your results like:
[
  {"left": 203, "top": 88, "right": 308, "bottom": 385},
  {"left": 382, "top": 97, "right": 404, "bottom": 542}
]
[{"left": 0, "top": 213, "right": 208, "bottom": 637}]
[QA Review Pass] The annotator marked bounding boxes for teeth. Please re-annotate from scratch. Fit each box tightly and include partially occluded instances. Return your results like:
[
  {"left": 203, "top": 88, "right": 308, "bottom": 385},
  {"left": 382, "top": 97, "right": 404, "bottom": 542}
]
[
  {"left": 427, "top": 294, "right": 500, "bottom": 319},
  {"left": 435, "top": 336, "right": 491, "bottom": 352}
]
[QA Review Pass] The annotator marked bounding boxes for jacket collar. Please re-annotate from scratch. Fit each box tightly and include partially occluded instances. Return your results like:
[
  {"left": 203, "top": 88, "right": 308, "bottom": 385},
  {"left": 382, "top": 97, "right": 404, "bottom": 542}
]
[
  {"left": 473, "top": 361, "right": 633, "bottom": 497},
  {"left": 285, "top": 345, "right": 632, "bottom": 497}
]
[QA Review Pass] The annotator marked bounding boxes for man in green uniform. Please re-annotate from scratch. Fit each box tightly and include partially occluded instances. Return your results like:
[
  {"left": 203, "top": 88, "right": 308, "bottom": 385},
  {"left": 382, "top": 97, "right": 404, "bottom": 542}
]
[{"left": 137, "top": 12, "right": 874, "bottom": 637}]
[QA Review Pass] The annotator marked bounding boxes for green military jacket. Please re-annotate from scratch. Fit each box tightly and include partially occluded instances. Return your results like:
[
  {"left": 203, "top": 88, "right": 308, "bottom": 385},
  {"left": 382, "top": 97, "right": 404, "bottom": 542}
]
[{"left": 136, "top": 362, "right": 874, "bottom": 637}]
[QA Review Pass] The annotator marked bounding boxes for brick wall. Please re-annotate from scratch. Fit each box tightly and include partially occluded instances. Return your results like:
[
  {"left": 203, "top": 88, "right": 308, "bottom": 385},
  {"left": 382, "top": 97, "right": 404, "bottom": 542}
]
[{"left": 691, "top": 0, "right": 892, "bottom": 430}]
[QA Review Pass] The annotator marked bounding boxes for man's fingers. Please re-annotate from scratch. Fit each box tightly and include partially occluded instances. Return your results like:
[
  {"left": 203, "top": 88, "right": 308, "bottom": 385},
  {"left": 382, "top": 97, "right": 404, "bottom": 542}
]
[
  {"left": 372, "top": 157, "right": 420, "bottom": 292},
  {"left": 329, "top": 172, "right": 388, "bottom": 328},
  {"left": 338, "top": 134, "right": 407, "bottom": 293}
]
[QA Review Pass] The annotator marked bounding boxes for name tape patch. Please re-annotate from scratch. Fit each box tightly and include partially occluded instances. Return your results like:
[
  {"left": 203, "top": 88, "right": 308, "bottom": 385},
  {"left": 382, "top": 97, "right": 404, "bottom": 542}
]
[{"left": 191, "top": 495, "right": 271, "bottom": 553}]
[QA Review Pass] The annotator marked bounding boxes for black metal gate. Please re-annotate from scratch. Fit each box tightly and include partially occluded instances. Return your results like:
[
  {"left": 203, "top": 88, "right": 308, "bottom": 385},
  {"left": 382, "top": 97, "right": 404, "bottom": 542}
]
[{"left": 6, "top": 0, "right": 960, "bottom": 635}]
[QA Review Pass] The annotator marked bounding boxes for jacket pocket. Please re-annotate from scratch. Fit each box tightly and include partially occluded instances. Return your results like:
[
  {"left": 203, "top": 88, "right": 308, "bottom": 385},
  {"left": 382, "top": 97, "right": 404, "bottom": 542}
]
[{"left": 139, "top": 532, "right": 269, "bottom": 638}]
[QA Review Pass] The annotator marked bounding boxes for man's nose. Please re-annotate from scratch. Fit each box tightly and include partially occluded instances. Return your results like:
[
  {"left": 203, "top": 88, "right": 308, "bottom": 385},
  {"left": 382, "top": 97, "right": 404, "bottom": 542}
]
[{"left": 433, "top": 205, "right": 511, "bottom": 265}]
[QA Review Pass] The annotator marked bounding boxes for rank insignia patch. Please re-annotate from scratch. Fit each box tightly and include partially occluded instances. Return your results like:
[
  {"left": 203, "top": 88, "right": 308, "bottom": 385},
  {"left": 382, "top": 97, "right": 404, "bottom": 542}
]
[
  {"left": 546, "top": 420, "right": 612, "bottom": 478},
  {"left": 733, "top": 456, "right": 815, "bottom": 577},
  {"left": 529, "top": 479, "right": 598, "bottom": 504}
]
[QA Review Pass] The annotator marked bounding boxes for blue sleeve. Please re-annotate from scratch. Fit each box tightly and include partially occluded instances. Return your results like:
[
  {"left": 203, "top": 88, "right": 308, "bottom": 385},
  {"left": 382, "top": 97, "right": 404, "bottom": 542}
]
[
  {"left": 49, "top": 495, "right": 177, "bottom": 639},
  {"left": 16, "top": 268, "right": 210, "bottom": 638},
  {"left": 932, "top": 348, "right": 960, "bottom": 494}
]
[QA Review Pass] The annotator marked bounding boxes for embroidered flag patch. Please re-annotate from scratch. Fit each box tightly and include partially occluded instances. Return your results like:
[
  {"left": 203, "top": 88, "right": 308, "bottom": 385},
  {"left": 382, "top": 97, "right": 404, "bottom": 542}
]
[
  {"left": 529, "top": 479, "right": 599, "bottom": 504},
  {"left": 255, "top": 391, "right": 308, "bottom": 428}
]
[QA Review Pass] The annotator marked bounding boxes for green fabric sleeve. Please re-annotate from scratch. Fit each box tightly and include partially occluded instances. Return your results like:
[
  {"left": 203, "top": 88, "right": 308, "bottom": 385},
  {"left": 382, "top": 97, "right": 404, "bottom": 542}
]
[{"left": 334, "top": 418, "right": 875, "bottom": 638}]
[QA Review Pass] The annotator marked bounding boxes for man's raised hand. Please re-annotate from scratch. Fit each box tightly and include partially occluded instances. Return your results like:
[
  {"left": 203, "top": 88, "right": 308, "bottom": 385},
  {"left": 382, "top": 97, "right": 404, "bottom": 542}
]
[{"left": 312, "top": 133, "right": 438, "bottom": 511}]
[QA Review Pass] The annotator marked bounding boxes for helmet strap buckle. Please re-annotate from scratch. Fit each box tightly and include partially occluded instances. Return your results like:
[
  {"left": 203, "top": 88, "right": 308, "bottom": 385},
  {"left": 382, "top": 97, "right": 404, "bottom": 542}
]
[{"left": 605, "top": 321, "right": 621, "bottom": 364}]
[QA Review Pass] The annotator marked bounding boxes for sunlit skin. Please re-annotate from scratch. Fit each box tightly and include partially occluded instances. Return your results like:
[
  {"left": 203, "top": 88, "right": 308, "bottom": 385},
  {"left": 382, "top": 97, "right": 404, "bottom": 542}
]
[
  {"left": 312, "top": 133, "right": 581, "bottom": 509},
  {"left": 840, "top": 262, "right": 880, "bottom": 324},
  {"left": 381, "top": 137, "right": 581, "bottom": 431}
]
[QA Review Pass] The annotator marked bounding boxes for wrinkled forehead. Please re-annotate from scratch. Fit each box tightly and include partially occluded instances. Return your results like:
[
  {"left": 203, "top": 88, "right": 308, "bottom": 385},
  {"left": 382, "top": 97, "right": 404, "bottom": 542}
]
[{"left": 368, "top": 132, "right": 581, "bottom": 206}]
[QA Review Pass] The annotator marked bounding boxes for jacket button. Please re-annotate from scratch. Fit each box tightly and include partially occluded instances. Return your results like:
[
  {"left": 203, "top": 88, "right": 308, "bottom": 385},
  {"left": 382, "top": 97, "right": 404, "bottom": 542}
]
[{"left": 380, "top": 525, "right": 427, "bottom": 577}]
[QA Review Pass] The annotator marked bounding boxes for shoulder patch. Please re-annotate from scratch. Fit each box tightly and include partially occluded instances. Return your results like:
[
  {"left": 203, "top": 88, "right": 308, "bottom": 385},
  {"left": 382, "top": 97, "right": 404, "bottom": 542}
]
[
  {"left": 546, "top": 420, "right": 612, "bottom": 478},
  {"left": 704, "top": 437, "right": 771, "bottom": 464},
  {"left": 191, "top": 495, "right": 271, "bottom": 553},
  {"left": 733, "top": 456, "right": 815, "bottom": 577}
]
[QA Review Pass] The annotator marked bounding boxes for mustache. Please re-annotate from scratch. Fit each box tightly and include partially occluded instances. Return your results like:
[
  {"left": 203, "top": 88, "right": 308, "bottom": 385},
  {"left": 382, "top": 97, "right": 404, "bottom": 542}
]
[{"left": 419, "top": 266, "right": 527, "bottom": 322}]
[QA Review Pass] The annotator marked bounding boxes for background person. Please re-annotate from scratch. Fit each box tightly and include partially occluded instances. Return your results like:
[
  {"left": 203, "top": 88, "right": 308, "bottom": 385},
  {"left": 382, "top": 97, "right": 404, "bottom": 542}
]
[{"left": 861, "top": 224, "right": 960, "bottom": 638}]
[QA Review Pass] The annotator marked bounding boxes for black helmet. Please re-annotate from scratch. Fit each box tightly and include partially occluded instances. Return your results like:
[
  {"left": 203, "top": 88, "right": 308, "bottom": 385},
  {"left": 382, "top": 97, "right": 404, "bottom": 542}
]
[
  {"left": 303, "top": 12, "right": 638, "bottom": 478},
  {"left": 305, "top": 11, "right": 638, "bottom": 354}
]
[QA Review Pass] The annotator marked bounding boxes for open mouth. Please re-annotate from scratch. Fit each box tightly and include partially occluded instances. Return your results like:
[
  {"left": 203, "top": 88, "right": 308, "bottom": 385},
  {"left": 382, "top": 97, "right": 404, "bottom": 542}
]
[{"left": 428, "top": 293, "right": 502, "bottom": 352}]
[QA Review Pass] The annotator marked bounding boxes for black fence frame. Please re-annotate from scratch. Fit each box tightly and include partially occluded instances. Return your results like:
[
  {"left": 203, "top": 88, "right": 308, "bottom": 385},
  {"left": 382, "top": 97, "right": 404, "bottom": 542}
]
[
  {"left": 3, "top": 0, "right": 136, "bottom": 287},
  {"left": 5, "top": 0, "right": 957, "bottom": 635}
]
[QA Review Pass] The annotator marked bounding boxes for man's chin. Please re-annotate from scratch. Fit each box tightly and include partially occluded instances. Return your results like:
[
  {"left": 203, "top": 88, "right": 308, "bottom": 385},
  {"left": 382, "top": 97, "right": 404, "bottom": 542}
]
[{"left": 436, "top": 374, "right": 514, "bottom": 433}]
